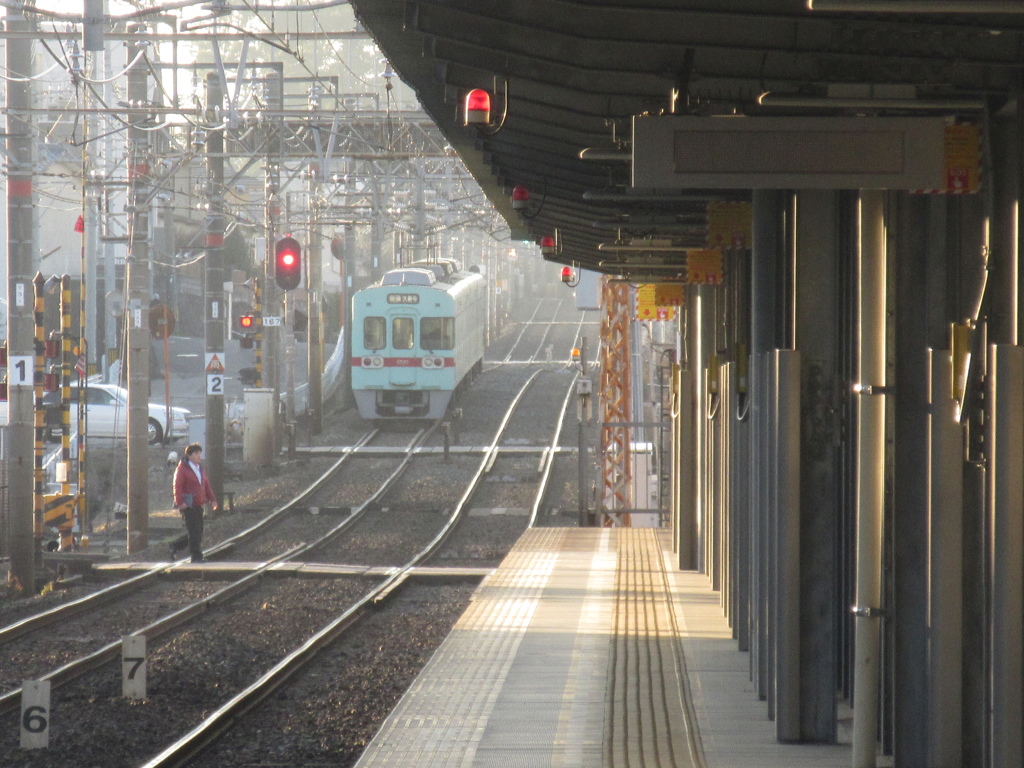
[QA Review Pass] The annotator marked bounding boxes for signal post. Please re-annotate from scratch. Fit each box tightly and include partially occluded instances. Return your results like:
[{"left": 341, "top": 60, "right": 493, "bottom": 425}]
[{"left": 275, "top": 235, "right": 302, "bottom": 430}]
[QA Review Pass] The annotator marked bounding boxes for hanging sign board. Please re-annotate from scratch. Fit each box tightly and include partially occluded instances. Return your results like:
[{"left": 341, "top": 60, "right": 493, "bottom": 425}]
[{"left": 633, "top": 115, "right": 959, "bottom": 191}]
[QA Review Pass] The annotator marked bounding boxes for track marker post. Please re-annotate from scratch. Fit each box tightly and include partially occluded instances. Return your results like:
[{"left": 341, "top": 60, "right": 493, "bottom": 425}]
[
  {"left": 20, "top": 679, "right": 50, "bottom": 749},
  {"left": 122, "top": 634, "right": 147, "bottom": 699}
]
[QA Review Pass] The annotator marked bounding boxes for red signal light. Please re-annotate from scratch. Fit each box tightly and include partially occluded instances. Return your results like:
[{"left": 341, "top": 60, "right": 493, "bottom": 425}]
[
  {"left": 239, "top": 315, "right": 254, "bottom": 330},
  {"left": 275, "top": 236, "right": 302, "bottom": 290},
  {"left": 541, "top": 235, "right": 556, "bottom": 256},
  {"left": 561, "top": 266, "right": 573, "bottom": 283},
  {"left": 464, "top": 88, "right": 491, "bottom": 125},
  {"left": 512, "top": 185, "right": 529, "bottom": 210}
]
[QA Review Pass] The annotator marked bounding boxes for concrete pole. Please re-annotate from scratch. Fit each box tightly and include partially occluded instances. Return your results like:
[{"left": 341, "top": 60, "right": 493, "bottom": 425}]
[
  {"left": 125, "top": 30, "right": 151, "bottom": 553},
  {"left": 204, "top": 73, "right": 226, "bottom": 506},
  {"left": 989, "top": 344, "right": 1024, "bottom": 767},
  {"left": 853, "top": 189, "right": 886, "bottom": 768},
  {"left": 5, "top": 9, "right": 37, "bottom": 590},
  {"left": 306, "top": 165, "right": 323, "bottom": 433}
]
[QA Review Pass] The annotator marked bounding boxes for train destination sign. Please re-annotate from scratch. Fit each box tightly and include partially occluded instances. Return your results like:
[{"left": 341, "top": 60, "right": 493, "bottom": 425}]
[{"left": 387, "top": 294, "right": 419, "bottom": 304}]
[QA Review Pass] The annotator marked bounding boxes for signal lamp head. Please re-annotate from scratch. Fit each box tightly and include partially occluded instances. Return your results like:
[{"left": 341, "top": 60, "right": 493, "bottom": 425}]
[
  {"left": 512, "top": 185, "right": 530, "bottom": 210},
  {"left": 463, "top": 88, "right": 491, "bottom": 125},
  {"left": 239, "top": 315, "right": 254, "bottom": 330},
  {"left": 561, "top": 266, "right": 573, "bottom": 283},
  {"left": 274, "top": 236, "right": 302, "bottom": 290},
  {"left": 541, "top": 235, "right": 557, "bottom": 256}
]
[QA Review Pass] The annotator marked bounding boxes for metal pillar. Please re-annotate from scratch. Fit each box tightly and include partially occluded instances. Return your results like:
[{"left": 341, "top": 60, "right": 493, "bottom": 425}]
[
  {"left": 125, "top": 30, "right": 151, "bottom": 552},
  {"left": 306, "top": 164, "right": 323, "bottom": 433},
  {"left": 750, "top": 189, "right": 784, "bottom": 699},
  {"left": 765, "top": 350, "right": 778, "bottom": 720},
  {"left": 853, "top": 189, "right": 887, "bottom": 768},
  {"left": 927, "top": 348, "right": 963, "bottom": 767},
  {"left": 989, "top": 345, "right": 1024, "bottom": 768},
  {"left": 262, "top": 72, "right": 282, "bottom": 450},
  {"left": 204, "top": 73, "right": 226, "bottom": 506},
  {"left": 793, "top": 190, "right": 840, "bottom": 741},
  {"left": 773, "top": 349, "right": 801, "bottom": 742},
  {"left": 892, "top": 194, "right": 932, "bottom": 765}
]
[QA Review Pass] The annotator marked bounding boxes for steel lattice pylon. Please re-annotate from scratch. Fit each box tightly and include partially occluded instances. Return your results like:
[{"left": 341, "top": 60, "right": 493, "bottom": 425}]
[{"left": 599, "top": 280, "right": 632, "bottom": 526}]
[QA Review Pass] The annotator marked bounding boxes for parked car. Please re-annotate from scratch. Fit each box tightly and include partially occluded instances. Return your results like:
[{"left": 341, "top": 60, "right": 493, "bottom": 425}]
[{"left": 45, "top": 384, "right": 190, "bottom": 444}]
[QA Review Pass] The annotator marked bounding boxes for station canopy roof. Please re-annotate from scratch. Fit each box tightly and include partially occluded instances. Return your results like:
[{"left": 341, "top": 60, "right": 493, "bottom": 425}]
[{"left": 349, "top": 0, "right": 1024, "bottom": 278}]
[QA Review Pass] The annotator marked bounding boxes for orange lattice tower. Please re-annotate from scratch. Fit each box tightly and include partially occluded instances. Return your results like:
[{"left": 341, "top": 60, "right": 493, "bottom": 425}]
[{"left": 599, "top": 280, "right": 632, "bottom": 526}]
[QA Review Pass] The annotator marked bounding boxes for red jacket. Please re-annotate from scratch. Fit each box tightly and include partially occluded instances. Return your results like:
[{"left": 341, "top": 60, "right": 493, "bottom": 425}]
[{"left": 173, "top": 459, "right": 217, "bottom": 509}]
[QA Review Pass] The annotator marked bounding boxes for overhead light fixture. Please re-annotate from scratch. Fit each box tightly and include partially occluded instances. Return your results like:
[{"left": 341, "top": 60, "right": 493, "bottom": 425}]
[
  {"left": 757, "top": 91, "right": 985, "bottom": 111},
  {"left": 809, "top": 0, "right": 1024, "bottom": 11}
]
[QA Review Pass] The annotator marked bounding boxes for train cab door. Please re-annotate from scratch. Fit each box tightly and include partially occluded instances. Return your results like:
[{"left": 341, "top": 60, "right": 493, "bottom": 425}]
[{"left": 389, "top": 314, "right": 417, "bottom": 386}]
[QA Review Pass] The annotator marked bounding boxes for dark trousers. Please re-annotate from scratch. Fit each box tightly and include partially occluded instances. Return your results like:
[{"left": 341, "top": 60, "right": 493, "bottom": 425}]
[{"left": 171, "top": 505, "right": 205, "bottom": 562}]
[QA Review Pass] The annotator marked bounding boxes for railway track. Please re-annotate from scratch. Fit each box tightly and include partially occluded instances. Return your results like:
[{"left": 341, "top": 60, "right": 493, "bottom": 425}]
[{"left": 0, "top": 367, "right": 577, "bottom": 768}]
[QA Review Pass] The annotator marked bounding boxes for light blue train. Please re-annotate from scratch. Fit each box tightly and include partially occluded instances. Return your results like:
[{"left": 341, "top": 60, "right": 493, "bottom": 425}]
[{"left": 351, "top": 260, "right": 486, "bottom": 420}]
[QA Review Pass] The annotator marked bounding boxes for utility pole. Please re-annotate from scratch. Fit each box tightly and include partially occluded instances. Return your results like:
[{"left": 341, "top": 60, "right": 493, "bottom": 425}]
[
  {"left": 6, "top": 8, "right": 37, "bottom": 590},
  {"left": 204, "top": 72, "right": 226, "bottom": 506},
  {"left": 306, "top": 163, "right": 323, "bottom": 433},
  {"left": 125, "top": 28, "right": 151, "bottom": 553},
  {"left": 578, "top": 337, "right": 591, "bottom": 527}
]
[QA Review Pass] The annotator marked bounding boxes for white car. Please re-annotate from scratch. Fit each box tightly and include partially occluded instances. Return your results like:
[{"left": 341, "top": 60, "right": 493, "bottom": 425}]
[{"left": 46, "top": 384, "right": 190, "bottom": 444}]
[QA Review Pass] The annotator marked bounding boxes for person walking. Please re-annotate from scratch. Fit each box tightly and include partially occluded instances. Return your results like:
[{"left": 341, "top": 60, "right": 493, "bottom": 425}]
[{"left": 170, "top": 443, "right": 218, "bottom": 563}]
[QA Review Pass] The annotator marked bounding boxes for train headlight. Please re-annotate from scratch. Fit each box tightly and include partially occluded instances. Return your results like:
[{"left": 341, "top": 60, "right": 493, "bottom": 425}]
[
  {"left": 422, "top": 356, "right": 444, "bottom": 369},
  {"left": 361, "top": 356, "right": 384, "bottom": 369}
]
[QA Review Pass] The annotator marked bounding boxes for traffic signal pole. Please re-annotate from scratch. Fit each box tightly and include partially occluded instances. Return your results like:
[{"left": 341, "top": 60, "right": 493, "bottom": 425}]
[
  {"left": 204, "top": 72, "right": 226, "bottom": 507},
  {"left": 6, "top": 8, "right": 37, "bottom": 590},
  {"left": 125, "top": 29, "right": 151, "bottom": 553}
]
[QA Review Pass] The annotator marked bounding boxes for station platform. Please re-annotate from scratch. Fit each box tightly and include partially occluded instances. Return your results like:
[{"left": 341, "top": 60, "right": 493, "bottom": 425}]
[{"left": 354, "top": 527, "right": 852, "bottom": 768}]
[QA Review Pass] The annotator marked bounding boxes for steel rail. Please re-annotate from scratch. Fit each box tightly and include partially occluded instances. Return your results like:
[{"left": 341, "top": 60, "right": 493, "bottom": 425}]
[
  {"left": 0, "top": 428, "right": 385, "bottom": 642},
  {"left": 0, "top": 544, "right": 307, "bottom": 717},
  {"left": 203, "top": 427, "right": 383, "bottom": 557},
  {"left": 373, "top": 369, "right": 547, "bottom": 603},
  {"left": 528, "top": 373, "right": 578, "bottom": 527},
  {"left": 136, "top": 370, "right": 546, "bottom": 767},
  {"left": 498, "top": 298, "right": 553, "bottom": 364},
  {"left": 0, "top": 427, "right": 441, "bottom": 712}
]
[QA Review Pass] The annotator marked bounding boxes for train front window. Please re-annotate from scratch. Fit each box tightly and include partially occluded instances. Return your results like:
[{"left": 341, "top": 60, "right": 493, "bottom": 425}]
[
  {"left": 393, "top": 317, "right": 415, "bottom": 350},
  {"left": 364, "top": 317, "right": 386, "bottom": 350},
  {"left": 420, "top": 318, "right": 454, "bottom": 350}
]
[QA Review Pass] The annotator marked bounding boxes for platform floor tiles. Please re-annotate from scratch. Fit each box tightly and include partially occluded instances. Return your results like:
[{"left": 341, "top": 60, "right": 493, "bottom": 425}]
[{"left": 354, "top": 527, "right": 852, "bottom": 768}]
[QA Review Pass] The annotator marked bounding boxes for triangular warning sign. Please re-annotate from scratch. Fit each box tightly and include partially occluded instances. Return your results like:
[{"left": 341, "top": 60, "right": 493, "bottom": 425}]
[{"left": 205, "top": 353, "right": 225, "bottom": 373}]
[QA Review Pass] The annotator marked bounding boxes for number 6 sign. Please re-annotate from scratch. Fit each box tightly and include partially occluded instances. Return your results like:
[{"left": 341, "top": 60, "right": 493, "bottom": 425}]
[{"left": 20, "top": 679, "right": 50, "bottom": 749}]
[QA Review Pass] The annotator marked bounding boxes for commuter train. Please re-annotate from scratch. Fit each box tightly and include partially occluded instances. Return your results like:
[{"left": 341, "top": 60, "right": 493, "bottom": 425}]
[{"left": 351, "top": 259, "right": 485, "bottom": 420}]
